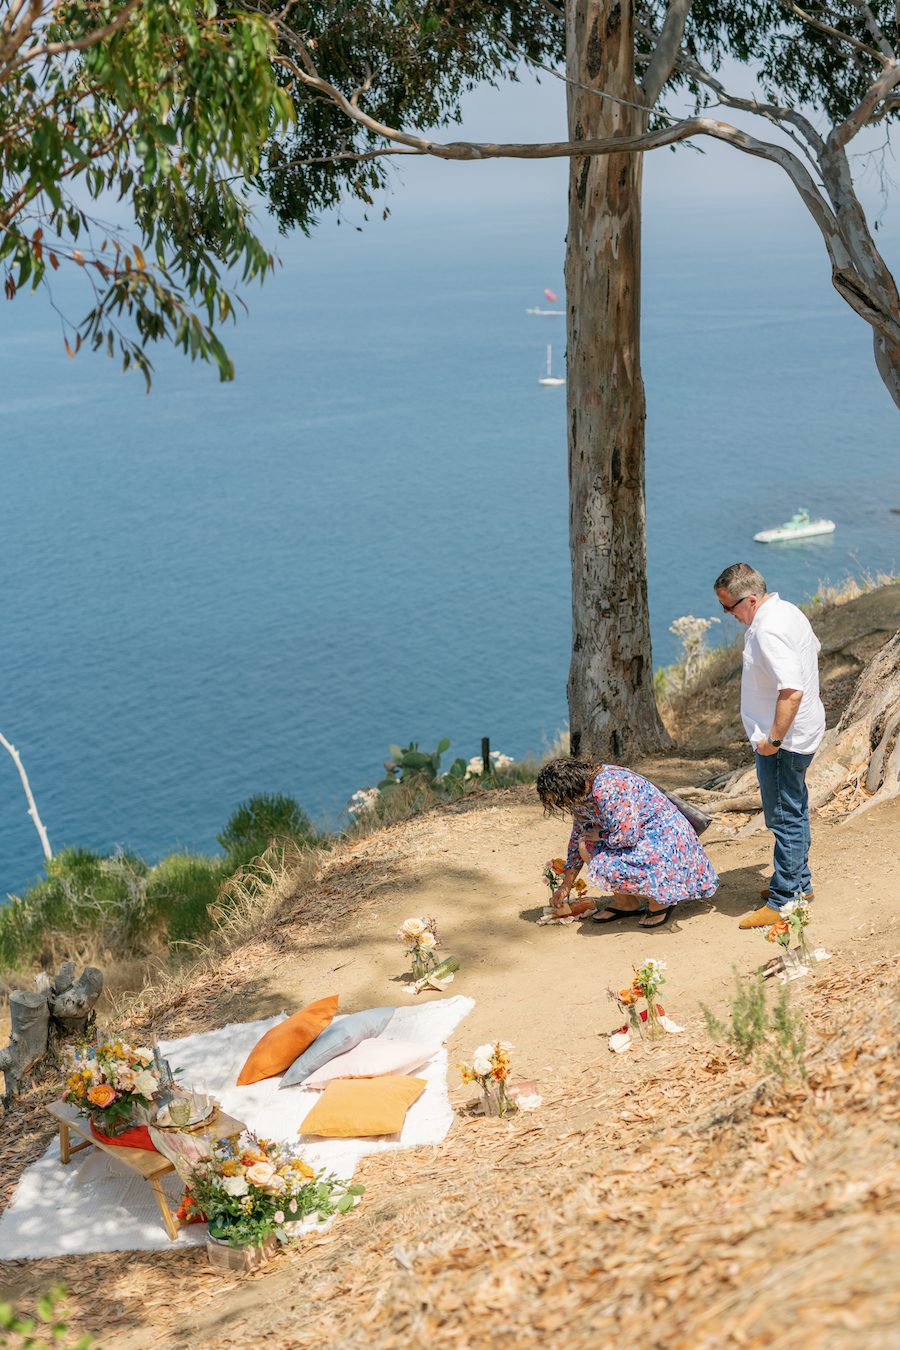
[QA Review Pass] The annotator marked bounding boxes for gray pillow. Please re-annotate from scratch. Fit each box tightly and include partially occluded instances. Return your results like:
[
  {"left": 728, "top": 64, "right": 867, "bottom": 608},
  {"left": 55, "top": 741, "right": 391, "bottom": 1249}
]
[{"left": 279, "top": 1006, "right": 395, "bottom": 1088}]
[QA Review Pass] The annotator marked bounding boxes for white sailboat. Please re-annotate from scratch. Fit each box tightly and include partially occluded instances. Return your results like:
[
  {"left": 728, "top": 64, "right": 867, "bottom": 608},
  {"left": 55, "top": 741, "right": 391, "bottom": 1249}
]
[{"left": 538, "top": 344, "right": 565, "bottom": 387}]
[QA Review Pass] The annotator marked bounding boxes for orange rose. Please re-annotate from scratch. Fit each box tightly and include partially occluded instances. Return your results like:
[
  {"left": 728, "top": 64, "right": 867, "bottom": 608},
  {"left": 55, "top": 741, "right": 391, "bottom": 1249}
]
[
  {"left": 618, "top": 987, "right": 637, "bottom": 1006},
  {"left": 551, "top": 859, "right": 567, "bottom": 875},
  {"left": 766, "top": 921, "right": 790, "bottom": 944},
  {"left": 241, "top": 1150, "right": 267, "bottom": 1167},
  {"left": 87, "top": 1084, "right": 117, "bottom": 1108}
]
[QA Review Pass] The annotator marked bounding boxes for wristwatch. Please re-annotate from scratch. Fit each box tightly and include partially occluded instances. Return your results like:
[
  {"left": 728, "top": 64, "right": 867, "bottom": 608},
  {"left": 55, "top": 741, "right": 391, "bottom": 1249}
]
[{"left": 769, "top": 737, "right": 783, "bottom": 748}]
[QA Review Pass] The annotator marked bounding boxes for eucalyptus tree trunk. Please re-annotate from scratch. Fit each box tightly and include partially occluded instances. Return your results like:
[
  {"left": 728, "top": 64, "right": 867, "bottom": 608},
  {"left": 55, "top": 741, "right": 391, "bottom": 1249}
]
[{"left": 565, "top": 0, "right": 670, "bottom": 761}]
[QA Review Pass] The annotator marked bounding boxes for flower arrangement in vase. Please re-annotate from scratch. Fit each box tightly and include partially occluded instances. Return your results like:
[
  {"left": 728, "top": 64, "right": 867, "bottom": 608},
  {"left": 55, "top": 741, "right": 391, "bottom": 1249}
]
[
  {"left": 765, "top": 900, "right": 815, "bottom": 976},
  {"left": 610, "top": 959, "right": 668, "bottom": 1041},
  {"left": 63, "top": 1040, "right": 162, "bottom": 1136},
  {"left": 186, "top": 1132, "right": 362, "bottom": 1254},
  {"left": 396, "top": 916, "right": 441, "bottom": 981},
  {"left": 459, "top": 1040, "right": 517, "bottom": 1117}
]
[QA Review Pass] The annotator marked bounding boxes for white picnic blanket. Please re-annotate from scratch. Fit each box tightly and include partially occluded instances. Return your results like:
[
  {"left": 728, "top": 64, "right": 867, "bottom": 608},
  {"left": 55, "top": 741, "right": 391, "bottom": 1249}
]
[{"left": 0, "top": 995, "right": 473, "bottom": 1257}]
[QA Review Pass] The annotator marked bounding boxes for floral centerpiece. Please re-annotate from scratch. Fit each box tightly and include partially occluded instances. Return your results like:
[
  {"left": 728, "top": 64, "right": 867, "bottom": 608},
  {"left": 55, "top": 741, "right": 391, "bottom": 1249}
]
[
  {"left": 186, "top": 1132, "right": 362, "bottom": 1249},
  {"left": 459, "top": 1040, "right": 517, "bottom": 1117},
  {"left": 396, "top": 915, "right": 441, "bottom": 981},
  {"left": 63, "top": 1040, "right": 161, "bottom": 1136}
]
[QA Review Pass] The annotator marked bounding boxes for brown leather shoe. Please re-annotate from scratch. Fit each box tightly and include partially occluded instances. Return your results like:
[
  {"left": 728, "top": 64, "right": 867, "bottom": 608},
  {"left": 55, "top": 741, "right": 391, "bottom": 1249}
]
[
  {"left": 739, "top": 905, "right": 784, "bottom": 930},
  {"left": 759, "top": 888, "right": 814, "bottom": 902}
]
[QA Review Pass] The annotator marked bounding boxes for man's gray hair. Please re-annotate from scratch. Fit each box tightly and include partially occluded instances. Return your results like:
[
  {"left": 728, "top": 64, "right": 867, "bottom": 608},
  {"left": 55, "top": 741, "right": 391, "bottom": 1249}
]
[{"left": 714, "top": 562, "right": 767, "bottom": 598}]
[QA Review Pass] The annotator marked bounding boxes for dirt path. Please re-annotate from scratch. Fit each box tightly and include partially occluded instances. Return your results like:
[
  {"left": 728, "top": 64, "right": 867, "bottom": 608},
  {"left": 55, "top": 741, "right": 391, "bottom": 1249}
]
[{"left": 203, "top": 781, "right": 899, "bottom": 1101}]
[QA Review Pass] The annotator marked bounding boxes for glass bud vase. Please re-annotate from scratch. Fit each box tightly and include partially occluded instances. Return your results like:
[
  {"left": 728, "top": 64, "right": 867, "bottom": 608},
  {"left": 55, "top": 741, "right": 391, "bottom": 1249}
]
[
  {"left": 779, "top": 943, "right": 801, "bottom": 978},
  {"left": 411, "top": 951, "right": 427, "bottom": 981},
  {"left": 797, "top": 927, "right": 816, "bottom": 968},
  {"left": 481, "top": 1082, "right": 516, "bottom": 1118},
  {"left": 644, "top": 1001, "right": 664, "bottom": 1041}
]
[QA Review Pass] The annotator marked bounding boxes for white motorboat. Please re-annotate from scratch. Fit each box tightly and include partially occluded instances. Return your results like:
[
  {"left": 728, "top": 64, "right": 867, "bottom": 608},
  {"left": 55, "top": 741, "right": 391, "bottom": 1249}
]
[
  {"left": 538, "top": 344, "right": 565, "bottom": 387},
  {"left": 526, "top": 306, "right": 565, "bottom": 316},
  {"left": 754, "top": 508, "right": 836, "bottom": 543}
]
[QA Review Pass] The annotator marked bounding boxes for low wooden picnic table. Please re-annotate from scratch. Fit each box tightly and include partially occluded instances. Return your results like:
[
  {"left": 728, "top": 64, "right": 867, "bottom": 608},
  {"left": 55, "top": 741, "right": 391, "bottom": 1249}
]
[{"left": 47, "top": 1099, "right": 245, "bottom": 1241}]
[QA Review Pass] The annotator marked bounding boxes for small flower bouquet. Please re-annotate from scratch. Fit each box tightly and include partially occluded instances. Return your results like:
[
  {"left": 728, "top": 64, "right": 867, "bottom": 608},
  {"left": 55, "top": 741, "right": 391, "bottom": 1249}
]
[
  {"left": 63, "top": 1039, "right": 162, "bottom": 1136},
  {"left": 541, "top": 858, "right": 593, "bottom": 920},
  {"left": 187, "top": 1132, "right": 363, "bottom": 1255},
  {"left": 765, "top": 900, "right": 820, "bottom": 978},
  {"left": 459, "top": 1040, "right": 517, "bottom": 1117},
  {"left": 397, "top": 915, "right": 441, "bottom": 981},
  {"left": 608, "top": 959, "right": 680, "bottom": 1051}
]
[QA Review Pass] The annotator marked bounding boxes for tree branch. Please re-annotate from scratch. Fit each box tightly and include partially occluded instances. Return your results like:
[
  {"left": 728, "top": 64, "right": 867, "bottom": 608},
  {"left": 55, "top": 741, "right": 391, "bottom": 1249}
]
[
  {"left": 0, "top": 731, "right": 51, "bottom": 861},
  {"left": 845, "top": 0, "right": 896, "bottom": 60},
  {"left": 778, "top": 0, "right": 889, "bottom": 63},
  {"left": 641, "top": 0, "right": 694, "bottom": 107},
  {"left": 829, "top": 58, "right": 900, "bottom": 149},
  {"left": 3, "top": 0, "right": 144, "bottom": 81}
]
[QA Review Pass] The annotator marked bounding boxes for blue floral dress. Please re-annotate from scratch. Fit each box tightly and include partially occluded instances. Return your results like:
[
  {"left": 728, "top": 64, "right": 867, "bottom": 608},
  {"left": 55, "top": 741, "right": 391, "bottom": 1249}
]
[{"left": 565, "top": 766, "right": 718, "bottom": 907}]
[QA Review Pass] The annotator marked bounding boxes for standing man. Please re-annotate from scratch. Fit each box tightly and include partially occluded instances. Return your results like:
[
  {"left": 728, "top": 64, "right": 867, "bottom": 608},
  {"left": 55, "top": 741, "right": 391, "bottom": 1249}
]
[{"left": 713, "top": 563, "right": 825, "bottom": 929}]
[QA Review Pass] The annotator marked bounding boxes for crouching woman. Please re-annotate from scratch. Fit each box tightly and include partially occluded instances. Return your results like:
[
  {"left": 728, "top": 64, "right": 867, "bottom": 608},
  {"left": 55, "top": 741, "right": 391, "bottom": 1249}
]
[{"left": 536, "top": 758, "right": 718, "bottom": 928}]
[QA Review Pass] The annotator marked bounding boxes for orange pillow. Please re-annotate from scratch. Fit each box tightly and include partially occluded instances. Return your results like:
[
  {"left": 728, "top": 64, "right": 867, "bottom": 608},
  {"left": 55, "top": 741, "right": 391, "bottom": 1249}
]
[
  {"left": 237, "top": 995, "right": 339, "bottom": 1086},
  {"left": 298, "top": 1076, "right": 426, "bottom": 1138}
]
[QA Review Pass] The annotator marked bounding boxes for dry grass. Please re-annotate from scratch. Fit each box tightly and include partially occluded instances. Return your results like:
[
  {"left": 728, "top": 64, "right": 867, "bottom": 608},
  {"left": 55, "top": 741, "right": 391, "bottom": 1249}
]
[
  {"left": 2, "top": 954, "right": 898, "bottom": 1350},
  {"left": 810, "top": 568, "right": 898, "bottom": 610}
]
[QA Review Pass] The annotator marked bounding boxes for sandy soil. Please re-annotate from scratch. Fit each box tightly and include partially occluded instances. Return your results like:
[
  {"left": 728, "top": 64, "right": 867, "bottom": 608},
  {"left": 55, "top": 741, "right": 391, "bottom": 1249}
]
[{"left": 214, "top": 785, "right": 898, "bottom": 1091}]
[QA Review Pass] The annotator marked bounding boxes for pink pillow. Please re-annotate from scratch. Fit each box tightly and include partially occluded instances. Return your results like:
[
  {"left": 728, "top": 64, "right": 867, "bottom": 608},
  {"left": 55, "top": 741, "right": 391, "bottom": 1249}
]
[{"left": 302, "top": 1039, "right": 436, "bottom": 1089}]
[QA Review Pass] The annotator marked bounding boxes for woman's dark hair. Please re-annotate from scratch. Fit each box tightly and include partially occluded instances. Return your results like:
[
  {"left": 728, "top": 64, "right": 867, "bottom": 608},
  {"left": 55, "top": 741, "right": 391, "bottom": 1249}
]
[{"left": 536, "top": 757, "right": 597, "bottom": 815}]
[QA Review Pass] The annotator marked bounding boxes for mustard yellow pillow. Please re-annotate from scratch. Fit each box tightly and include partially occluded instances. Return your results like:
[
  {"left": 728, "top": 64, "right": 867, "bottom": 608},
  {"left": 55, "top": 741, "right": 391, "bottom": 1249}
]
[
  {"left": 298, "top": 1075, "right": 426, "bottom": 1138},
  {"left": 237, "top": 995, "right": 339, "bottom": 1086}
]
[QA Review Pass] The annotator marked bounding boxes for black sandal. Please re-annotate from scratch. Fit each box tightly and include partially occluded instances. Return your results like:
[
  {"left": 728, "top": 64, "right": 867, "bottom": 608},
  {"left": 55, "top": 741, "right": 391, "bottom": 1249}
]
[
  {"left": 591, "top": 905, "right": 641, "bottom": 924},
  {"left": 638, "top": 907, "right": 673, "bottom": 928}
]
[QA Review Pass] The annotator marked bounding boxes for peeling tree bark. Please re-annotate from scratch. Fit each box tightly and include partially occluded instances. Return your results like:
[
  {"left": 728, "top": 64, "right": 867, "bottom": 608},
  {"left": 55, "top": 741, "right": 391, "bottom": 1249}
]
[{"left": 565, "top": 0, "right": 670, "bottom": 761}]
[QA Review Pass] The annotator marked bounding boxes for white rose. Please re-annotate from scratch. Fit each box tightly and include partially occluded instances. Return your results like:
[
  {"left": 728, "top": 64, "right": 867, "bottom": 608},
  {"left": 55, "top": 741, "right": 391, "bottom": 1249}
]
[
  {"left": 417, "top": 930, "right": 437, "bottom": 951},
  {"left": 473, "top": 1043, "right": 494, "bottom": 1062},
  {"left": 472, "top": 1053, "right": 493, "bottom": 1077},
  {"left": 401, "top": 918, "right": 427, "bottom": 938},
  {"left": 133, "top": 1047, "right": 155, "bottom": 1065},
  {"left": 222, "top": 1176, "right": 249, "bottom": 1197},
  {"left": 133, "top": 1069, "right": 159, "bottom": 1098}
]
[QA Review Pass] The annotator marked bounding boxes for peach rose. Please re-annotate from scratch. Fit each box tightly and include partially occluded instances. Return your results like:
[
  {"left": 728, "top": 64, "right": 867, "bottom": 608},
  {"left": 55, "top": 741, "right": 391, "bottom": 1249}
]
[
  {"left": 87, "top": 1084, "right": 117, "bottom": 1108},
  {"left": 246, "top": 1161, "right": 277, "bottom": 1187}
]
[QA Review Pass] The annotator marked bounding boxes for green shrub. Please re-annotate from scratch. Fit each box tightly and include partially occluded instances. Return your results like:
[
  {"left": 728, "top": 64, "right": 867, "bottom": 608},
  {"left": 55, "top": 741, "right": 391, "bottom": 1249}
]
[
  {"left": 144, "top": 853, "right": 230, "bottom": 945},
  {"left": 217, "top": 793, "right": 318, "bottom": 868},
  {"left": 702, "top": 969, "right": 807, "bottom": 1082},
  {"left": 0, "top": 848, "right": 148, "bottom": 970}
]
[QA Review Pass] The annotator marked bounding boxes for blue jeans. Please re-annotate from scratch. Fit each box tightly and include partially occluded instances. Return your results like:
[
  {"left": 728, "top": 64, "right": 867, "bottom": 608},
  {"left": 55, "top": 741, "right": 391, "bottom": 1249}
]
[{"left": 755, "top": 749, "right": 814, "bottom": 908}]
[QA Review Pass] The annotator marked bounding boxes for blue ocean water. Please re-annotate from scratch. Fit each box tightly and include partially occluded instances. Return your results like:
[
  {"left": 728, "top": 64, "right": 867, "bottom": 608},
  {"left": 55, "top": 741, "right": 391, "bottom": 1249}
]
[{"left": 0, "top": 201, "right": 897, "bottom": 896}]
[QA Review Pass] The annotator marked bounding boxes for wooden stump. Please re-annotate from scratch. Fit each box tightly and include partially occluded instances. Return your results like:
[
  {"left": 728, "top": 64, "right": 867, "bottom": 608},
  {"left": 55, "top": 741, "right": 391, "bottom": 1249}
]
[
  {"left": 0, "top": 991, "right": 50, "bottom": 1095},
  {"left": 1, "top": 962, "right": 104, "bottom": 1098}
]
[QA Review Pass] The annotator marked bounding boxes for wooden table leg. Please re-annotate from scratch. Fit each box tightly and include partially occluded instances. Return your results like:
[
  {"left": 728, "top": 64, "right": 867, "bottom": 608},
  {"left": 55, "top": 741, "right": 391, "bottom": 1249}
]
[
  {"left": 150, "top": 1177, "right": 180, "bottom": 1242},
  {"left": 59, "top": 1120, "right": 71, "bottom": 1164}
]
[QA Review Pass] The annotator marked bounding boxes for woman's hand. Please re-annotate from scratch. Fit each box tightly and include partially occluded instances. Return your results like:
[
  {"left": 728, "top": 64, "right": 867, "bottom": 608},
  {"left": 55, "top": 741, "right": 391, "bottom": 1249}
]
[{"left": 550, "top": 883, "right": 571, "bottom": 909}]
